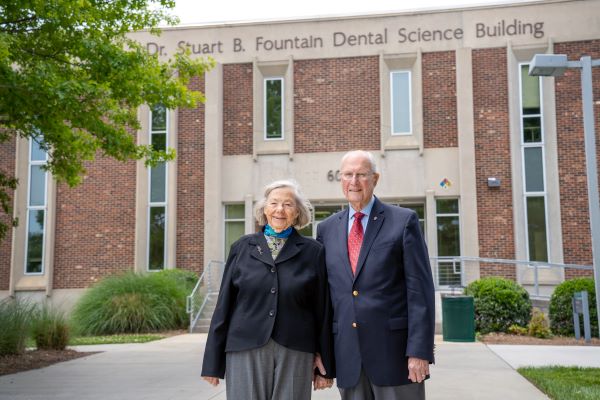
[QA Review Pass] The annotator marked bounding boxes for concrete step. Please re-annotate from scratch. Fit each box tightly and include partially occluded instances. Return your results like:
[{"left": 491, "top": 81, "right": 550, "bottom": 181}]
[
  {"left": 190, "top": 293, "right": 220, "bottom": 332},
  {"left": 202, "top": 305, "right": 216, "bottom": 313},
  {"left": 191, "top": 318, "right": 212, "bottom": 333},
  {"left": 203, "top": 299, "right": 218, "bottom": 306}
]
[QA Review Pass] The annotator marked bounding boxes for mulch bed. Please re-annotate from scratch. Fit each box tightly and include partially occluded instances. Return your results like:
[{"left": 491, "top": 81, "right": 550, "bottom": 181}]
[
  {"left": 479, "top": 332, "right": 600, "bottom": 346},
  {"left": 0, "top": 349, "right": 98, "bottom": 376}
]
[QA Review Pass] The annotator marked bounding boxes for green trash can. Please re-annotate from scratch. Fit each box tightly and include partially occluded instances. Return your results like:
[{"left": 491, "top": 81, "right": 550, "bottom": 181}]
[{"left": 441, "top": 294, "right": 475, "bottom": 342}]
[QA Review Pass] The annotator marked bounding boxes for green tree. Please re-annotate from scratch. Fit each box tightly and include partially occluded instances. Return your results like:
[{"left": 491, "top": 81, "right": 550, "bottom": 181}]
[{"left": 0, "top": 0, "right": 214, "bottom": 240}]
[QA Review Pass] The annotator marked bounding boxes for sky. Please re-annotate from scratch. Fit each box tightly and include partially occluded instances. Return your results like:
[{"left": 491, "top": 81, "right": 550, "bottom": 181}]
[{"left": 172, "top": 0, "right": 539, "bottom": 25}]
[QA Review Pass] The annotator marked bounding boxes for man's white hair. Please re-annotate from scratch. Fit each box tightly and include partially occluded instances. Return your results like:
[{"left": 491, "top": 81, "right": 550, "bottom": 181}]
[{"left": 340, "top": 150, "right": 378, "bottom": 173}]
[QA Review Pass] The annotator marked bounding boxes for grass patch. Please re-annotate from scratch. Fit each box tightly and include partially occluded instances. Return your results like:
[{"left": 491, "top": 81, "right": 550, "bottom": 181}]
[
  {"left": 69, "top": 334, "right": 166, "bottom": 345},
  {"left": 25, "top": 334, "right": 166, "bottom": 347},
  {"left": 518, "top": 366, "right": 600, "bottom": 400}
]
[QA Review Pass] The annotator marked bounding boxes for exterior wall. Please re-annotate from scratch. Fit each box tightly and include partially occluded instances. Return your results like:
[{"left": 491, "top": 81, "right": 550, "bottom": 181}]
[
  {"left": 423, "top": 51, "right": 458, "bottom": 148},
  {"left": 472, "top": 47, "right": 516, "bottom": 279},
  {"left": 223, "top": 64, "right": 253, "bottom": 156},
  {"left": 176, "top": 75, "right": 206, "bottom": 272},
  {"left": 1, "top": 1, "right": 600, "bottom": 300},
  {"left": 0, "top": 137, "right": 16, "bottom": 291},
  {"left": 554, "top": 39, "right": 600, "bottom": 279},
  {"left": 294, "top": 56, "right": 380, "bottom": 153},
  {"left": 53, "top": 157, "right": 136, "bottom": 289}
]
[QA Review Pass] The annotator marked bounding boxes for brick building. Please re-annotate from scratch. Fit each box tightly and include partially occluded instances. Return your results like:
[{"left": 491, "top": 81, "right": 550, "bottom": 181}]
[{"left": 1, "top": 0, "right": 598, "bottom": 315}]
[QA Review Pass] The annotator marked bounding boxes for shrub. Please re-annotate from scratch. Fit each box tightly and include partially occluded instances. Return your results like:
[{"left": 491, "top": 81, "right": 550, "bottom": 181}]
[
  {"left": 32, "top": 304, "right": 70, "bottom": 350},
  {"left": 152, "top": 269, "right": 198, "bottom": 294},
  {"left": 464, "top": 277, "right": 532, "bottom": 334},
  {"left": 72, "top": 270, "right": 196, "bottom": 335},
  {"left": 528, "top": 307, "right": 552, "bottom": 339},
  {"left": 0, "top": 298, "right": 35, "bottom": 355},
  {"left": 549, "top": 278, "right": 597, "bottom": 337},
  {"left": 150, "top": 269, "right": 199, "bottom": 328},
  {"left": 508, "top": 324, "right": 528, "bottom": 336}
]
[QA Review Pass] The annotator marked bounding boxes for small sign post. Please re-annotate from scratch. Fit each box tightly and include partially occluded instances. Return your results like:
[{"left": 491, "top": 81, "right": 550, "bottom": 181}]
[{"left": 572, "top": 291, "right": 591, "bottom": 343}]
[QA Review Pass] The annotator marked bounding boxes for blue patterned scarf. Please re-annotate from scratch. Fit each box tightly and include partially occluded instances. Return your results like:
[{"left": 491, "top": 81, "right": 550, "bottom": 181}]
[{"left": 264, "top": 224, "right": 293, "bottom": 238}]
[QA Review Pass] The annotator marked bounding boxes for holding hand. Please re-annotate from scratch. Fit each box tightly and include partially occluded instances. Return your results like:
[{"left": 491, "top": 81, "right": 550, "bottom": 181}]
[
  {"left": 313, "top": 375, "right": 334, "bottom": 390},
  {"left": 312, "top": 353, "right": 333, "bottom": 390},
  {"left": 313, "top": 352, "right": 326, "bottom": 376},
  {"left": 202, "top": 376, "right": 220, "bottom": 386}
]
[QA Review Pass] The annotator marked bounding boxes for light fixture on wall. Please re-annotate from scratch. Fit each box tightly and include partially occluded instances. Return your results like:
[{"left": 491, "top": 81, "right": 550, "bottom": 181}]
[{"left": 487, "top": 177, "right": 501, "bottom": 187}]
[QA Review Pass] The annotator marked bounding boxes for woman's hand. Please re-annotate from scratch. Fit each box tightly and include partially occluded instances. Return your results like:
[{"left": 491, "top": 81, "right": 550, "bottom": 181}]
[
  {"left": 202, "top": 376, "right": 220, "bottom": 386},
  {"left": 313, "top": 352, "right": 326, "bottom": 375},
  {"left": 312, "top": 353, "right": 332, "bottom": 390}
]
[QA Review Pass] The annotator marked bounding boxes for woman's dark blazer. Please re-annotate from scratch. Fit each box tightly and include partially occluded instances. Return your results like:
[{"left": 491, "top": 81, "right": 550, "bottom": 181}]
[{"left": 201, "top": 229, "right": 334, "bottom": 379}]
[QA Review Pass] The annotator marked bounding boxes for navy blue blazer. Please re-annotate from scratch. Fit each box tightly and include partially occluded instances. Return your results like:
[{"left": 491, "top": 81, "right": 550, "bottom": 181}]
[
  {"left": 316, "top": 197, "right": 435, "bottom": 388},
  {"left": 201, "top": 229, "right": 334, "bottom": 379}
]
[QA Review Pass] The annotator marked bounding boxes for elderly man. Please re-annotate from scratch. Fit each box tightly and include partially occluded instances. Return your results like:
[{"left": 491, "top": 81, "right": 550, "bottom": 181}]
[{"left": 316, "top": 150, "right": 435, "bottom": 400}]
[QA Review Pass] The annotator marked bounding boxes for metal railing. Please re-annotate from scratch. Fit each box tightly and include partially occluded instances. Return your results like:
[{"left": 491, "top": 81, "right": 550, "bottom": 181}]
[
  {"left": 430, "top": 256, "right": 593, "bottom": 299},
  {"left": 186, "top": 260, "right": 225, "bottom": 333},
  {"left": 187, "top": 257, "right": 592, "bottom": 329}
]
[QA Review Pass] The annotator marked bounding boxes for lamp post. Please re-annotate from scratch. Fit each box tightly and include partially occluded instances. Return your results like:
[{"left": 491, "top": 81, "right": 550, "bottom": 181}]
[{"left": 529, "top": 53, "right": 600, "bottom": 338}]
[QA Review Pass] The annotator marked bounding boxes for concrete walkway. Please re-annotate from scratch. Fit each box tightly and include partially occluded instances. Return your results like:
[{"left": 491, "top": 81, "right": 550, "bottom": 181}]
[
  {"left": 488, "top": 344, "right": 600, "bottom": 369},
  {"left": 2, "top": 334, "right": 598, "bottom": 400}
]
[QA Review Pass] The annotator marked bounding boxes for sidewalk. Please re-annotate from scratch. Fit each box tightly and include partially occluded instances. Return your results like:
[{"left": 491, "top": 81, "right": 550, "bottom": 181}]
[{"left": 2, "top": 334, "right": 598, "bottom": 400}]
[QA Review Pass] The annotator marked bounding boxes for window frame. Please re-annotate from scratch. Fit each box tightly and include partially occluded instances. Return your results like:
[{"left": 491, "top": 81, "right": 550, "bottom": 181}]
[
  {"left": 263, "top": 77, "right": 285, "bottom": 141},
  {"left": 435, "top": 198, "right": 462, "bottom": 287},
  {"left": 147, "top": 104, "right": 169, "bottom": 271},
  {"left": 24, "top": 138, "right": 48, "bottom": 276},
  {"left": 223, "top": 203, "right": 246, "bottom": 259},
  {"left": 390, "top": 70, "right": 413, "bottom": 136},
  {"left": 518, "top": 62, "right": 550, "bottom": 263}
]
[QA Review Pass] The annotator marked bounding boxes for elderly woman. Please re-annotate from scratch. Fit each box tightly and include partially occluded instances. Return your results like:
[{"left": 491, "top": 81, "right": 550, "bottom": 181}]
[{"left": 201, "top": 180, "right": 334, "bottom": 399}]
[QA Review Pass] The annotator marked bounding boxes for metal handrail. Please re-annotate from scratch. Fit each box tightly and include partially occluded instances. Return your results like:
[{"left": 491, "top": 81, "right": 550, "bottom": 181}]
[
  {"left": 429, "top": 256, "right": 593, "bottom": 299},
  {"left": 187, "top": 260, "right": 225, "bottom": 333}
]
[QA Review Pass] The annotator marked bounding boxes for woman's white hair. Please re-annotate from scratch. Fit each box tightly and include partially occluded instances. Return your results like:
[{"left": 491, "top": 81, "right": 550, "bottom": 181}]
[{"left": 254, "top": 179, "right": 313, "bottom": 229}]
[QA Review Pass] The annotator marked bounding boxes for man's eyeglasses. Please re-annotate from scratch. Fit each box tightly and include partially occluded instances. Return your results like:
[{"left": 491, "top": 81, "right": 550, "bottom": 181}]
[{"left": 341, "top": 172, "right": 372, "bottom": 181}]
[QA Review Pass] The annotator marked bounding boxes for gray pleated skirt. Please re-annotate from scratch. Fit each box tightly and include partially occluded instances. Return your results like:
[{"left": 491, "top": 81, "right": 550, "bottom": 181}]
[{"left": 225, "top": 338, "right": 314, "bottom": 400}]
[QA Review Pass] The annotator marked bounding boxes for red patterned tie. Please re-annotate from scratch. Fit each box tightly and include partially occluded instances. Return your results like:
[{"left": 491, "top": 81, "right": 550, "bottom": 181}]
[{"left": 348, "top": 212, "right": 365, "bottom": 275}]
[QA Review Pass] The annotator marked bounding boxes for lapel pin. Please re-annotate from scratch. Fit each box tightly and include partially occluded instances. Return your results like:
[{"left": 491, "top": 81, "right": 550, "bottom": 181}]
[
  {"left": 256, "top": 245, "right": 263, "bottom": 255},
  {"left": 373, "top": 216, "right": 378, "bottom": 221}
]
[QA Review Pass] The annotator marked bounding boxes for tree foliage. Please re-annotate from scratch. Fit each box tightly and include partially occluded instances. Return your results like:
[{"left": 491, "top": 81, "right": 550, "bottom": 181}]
[{"left": 0, "top": 0, "right": 214, "bottom": 239}]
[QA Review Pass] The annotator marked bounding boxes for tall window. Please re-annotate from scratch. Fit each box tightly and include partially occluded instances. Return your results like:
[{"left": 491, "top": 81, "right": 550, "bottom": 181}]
[
  {"left": 25, "top": 138, "right": 48, "bottom": 274},
  {"left": 148, "top": 104, "right": 168, "bottom": 271},
  {"left": 436, "top": 199, "right": 461, "bottom": 286},
  {"left": 390, "top": 71, "right": 412, "bottom": 135},
  {"left": 224, "top": 204, "right": 245, "bottom": 258},
  {"left": 264, "top": 78, "right": 283, "bottom": 140},
  {"left": 520, "top": 64, "right": 548, "bottom": 262}
]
